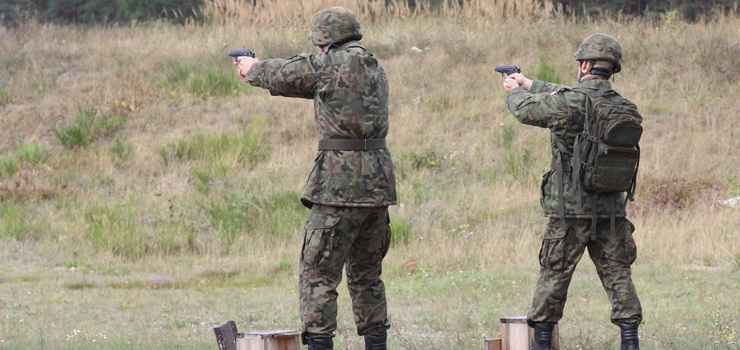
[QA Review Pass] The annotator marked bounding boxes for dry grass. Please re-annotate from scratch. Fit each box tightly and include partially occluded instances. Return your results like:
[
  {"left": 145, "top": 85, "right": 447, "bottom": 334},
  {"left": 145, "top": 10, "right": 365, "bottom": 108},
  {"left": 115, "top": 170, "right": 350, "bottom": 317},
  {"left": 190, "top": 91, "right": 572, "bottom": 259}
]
[
  {"left": 201, "top": 0, "right": 561, "bottom": 26},
  {"left": 1, "top": 0, "right": 738, "bottom": 269}
]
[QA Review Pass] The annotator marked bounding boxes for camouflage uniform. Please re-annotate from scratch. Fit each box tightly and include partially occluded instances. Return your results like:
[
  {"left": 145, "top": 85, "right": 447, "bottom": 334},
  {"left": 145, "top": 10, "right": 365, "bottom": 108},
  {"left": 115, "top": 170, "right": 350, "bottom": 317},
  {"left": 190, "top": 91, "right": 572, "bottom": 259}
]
[
  {"left": 505, "top": 67, "right": 642, "bottom": 326},
  {"left": 245, "top": 7, "right": 396, "bottom": 345}
]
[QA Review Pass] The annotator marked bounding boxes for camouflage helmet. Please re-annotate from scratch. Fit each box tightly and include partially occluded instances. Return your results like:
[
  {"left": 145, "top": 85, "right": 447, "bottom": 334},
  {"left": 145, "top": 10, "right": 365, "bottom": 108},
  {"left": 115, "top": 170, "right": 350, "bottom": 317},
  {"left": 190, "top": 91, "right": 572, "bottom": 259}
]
[
  {"left": 573, "top": 33, "right": 623, "bottom": 73},
  {"left": 308, "top": 7, "right": 362, "bottom": 46}
]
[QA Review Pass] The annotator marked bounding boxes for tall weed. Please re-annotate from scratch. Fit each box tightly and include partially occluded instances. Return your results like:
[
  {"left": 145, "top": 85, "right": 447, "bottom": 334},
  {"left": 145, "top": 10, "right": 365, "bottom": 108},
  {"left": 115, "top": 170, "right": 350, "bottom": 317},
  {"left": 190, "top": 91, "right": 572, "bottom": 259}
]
[{"left": 390, "top": 217, "right": 413, "bottom": 246}]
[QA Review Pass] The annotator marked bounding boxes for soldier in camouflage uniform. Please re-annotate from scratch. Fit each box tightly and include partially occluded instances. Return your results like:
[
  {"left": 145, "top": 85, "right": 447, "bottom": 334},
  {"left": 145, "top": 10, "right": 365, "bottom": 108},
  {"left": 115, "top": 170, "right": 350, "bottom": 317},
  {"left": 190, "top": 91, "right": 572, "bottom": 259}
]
[
  {"left": 501, "top": 34, "right": 643, "bottom": 350},
  {"left": 235, "top": 6, "right": 395, "bottom": 350}
]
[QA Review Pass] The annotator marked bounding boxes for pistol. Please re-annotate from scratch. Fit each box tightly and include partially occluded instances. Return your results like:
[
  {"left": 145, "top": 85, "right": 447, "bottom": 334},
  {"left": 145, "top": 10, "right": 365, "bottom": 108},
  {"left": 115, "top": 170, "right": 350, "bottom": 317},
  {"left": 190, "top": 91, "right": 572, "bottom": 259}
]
[
  {"left": 494, "top": 65, "right": 521, "bottom": 76},
  {"left": 227, "top": 49, "right": 256, "bottom": 61}
]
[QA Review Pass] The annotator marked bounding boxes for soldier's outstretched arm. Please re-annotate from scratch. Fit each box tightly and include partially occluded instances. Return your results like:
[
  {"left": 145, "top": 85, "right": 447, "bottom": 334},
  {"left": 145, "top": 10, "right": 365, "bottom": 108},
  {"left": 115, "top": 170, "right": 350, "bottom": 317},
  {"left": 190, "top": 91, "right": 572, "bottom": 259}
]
[{"left": 242, "top": 54, "right": 323, "bottom": 100}]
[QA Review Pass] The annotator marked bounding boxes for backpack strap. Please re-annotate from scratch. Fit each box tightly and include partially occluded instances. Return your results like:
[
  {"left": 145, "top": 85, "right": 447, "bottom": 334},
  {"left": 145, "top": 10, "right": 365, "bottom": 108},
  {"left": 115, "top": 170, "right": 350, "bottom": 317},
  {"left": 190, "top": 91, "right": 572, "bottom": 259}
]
[
  {"left": 572, "top": 87, "right": 601, "bottom": 215},
  {"left": 554, "top": 151, "right": 567, "bottom": 226},
  {"left": 627, "top": 145, "right": 640, "bottom": 201},
  {"left": 590, "top": 193, "right": 618, "bottom": 236}
]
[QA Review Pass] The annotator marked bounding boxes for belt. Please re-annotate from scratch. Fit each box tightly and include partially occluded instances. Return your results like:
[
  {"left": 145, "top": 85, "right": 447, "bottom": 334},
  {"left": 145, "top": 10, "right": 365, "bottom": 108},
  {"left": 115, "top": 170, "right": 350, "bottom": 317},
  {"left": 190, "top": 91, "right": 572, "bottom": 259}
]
[{"left": 318, "top": 138, "right": 386, "bottom": 151}]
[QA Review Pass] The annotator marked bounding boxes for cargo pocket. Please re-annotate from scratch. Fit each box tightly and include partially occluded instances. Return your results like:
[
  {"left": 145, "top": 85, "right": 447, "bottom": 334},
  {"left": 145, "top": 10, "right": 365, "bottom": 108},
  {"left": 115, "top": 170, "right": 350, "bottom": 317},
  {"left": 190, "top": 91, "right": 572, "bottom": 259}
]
[
  {"left": 539, "top": 224, "right": 569, "bottom": 271},
  {"left": 302, "top": 216, "right": 341, "bottom": 267},
  {"left": 540, "top": 170, "right": 554, "bottom": 210},
  {"left": 622, "top": 220, "right": 637, "bottom": 266}
]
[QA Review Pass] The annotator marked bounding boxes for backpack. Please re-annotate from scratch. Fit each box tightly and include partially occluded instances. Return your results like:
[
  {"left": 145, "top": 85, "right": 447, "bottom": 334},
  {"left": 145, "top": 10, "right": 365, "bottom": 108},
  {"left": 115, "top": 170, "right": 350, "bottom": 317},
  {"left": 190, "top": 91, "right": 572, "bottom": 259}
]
[{"left": 572, "top": 88, "right": 643, "bottom": 201}]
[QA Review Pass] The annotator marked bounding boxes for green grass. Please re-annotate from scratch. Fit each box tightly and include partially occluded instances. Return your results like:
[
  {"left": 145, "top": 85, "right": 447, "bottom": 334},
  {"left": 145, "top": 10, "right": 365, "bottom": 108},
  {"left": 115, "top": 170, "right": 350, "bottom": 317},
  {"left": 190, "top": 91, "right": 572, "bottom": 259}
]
[
  {"left": 0, "top": 156, "right": 18, "bottom": 178},
  {"left": 0, "top": 202, "right": 27, "bottom": 239},
  {"left": 0, "top": 87, "right": 10, "bottom": 106},
  {"left": 194, "top": 188, "right": 305, "bottom": 248},
  {"left": 390, "top": 217, "right": 413, "bottom": 246},
  {"left": 0, "top": 263, "right": 736, "bottom": 349},
  {"left": 159, "top": 58, "right": 248, "bottom": 99},
  {"left": 109, "top": 137, "right": 134, "bottom": 167},
  {"left": 159, "top": 118, "right": 267, "bottom": 169},
  {"left": 53, "top": 107, "right": 124, "bottom": 149},
  {"left": 0, "top": 140, "right": 49, "bottom": 177},
  {"left": 535, "top": 55, "right": 563, "bottom": 85}
]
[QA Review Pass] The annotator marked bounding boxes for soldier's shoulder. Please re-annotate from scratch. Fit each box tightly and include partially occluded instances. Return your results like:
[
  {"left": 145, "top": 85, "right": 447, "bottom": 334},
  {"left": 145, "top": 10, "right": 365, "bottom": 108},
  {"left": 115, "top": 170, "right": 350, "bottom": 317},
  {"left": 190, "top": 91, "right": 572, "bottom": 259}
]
[
  {"left": 285, "top": 52, "right": 336, "bottom": 71},
  {"left": 562, "top": 88, "right": 589, "bottom": 101},
  {"left": 539, "top": 87, "right": 574, "bottom": 102}
]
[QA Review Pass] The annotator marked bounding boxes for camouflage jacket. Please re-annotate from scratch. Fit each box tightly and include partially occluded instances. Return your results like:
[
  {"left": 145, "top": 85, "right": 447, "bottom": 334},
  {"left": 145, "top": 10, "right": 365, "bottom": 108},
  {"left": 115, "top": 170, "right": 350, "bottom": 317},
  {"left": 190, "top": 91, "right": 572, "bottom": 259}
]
[
  {"left": 246, "top": 40, "right": 397, "bottom": 208},
  {"left": 506, "top": 77, "right": 627, "bottom": 219}
]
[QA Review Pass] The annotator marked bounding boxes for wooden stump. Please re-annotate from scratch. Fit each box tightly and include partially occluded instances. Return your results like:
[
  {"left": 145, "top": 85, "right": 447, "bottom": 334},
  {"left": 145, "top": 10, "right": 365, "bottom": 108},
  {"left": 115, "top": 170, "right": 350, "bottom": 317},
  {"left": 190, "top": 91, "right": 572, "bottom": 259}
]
[
  {"left": 215, "top": 321, "right": 299, "bottom": 350},
  {"left": 238, "top": 330, "right": 300, "bottom": 350},
  {"left": 484, "top": 337, "right": 502, "bottom": 350}
]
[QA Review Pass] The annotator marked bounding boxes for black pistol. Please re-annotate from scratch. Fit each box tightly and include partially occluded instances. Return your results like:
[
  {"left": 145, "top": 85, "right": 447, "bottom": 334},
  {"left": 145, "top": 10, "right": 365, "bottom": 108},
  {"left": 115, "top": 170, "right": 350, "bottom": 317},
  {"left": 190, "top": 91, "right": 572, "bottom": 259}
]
[
  {"left": 494, "top": 65, "right": 521, "bottom": 76},
  {"left": 227, "top": 49, "right": 255, "bottom": 61}
]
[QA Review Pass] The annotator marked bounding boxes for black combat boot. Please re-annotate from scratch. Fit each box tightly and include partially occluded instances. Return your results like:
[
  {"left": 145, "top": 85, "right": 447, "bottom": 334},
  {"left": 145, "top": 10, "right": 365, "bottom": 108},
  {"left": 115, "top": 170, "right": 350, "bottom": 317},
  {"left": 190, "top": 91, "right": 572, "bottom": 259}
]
[
  {"left": 531, "top": 323, "right": 554, "bottom": 350},
  {"left": 364, "top": 331, "right": 387, "bottom": 350},
  {"left": 619, "top": 322, "right": 640, "bottom": 350},
  {"left": 307, "top": 337, "right": 333, "bottom": 350}
]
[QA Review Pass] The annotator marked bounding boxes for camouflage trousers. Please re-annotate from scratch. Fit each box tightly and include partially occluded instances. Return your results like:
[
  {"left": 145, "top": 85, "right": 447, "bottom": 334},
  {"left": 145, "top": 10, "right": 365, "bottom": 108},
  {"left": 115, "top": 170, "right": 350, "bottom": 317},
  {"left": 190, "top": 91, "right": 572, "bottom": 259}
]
[
  {"left": 527, "top": 217, "right": 643, "bottom": 327},
  {"left": 300, "top": 204, "right": 391, "bottom": 344}
]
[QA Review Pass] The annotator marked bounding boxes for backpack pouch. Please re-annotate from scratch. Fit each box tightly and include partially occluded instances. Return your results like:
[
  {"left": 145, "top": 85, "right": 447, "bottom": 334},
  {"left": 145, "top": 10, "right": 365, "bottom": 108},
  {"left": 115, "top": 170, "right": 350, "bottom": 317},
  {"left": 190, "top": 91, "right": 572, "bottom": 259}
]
[
  {"left": 591, "top": 144, "right": 639, "bottom": 192},
  {"left": 603, "top": 118, "right": 643, "bottom": 147}
]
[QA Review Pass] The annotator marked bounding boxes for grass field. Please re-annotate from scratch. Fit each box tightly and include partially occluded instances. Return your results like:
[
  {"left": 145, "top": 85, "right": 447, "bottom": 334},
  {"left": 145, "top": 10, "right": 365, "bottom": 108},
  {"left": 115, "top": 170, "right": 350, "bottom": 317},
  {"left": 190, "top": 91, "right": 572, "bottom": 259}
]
[{"left": 1, "top": 0, "right": 739, "bottom": 349}]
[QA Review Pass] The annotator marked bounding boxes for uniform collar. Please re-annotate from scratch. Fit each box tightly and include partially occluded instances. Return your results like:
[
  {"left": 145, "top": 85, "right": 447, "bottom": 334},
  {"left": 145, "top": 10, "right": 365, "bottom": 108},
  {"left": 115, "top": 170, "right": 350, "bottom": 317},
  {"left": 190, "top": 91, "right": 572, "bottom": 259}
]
[
  {"left": 578, "top": 77, "right": 612, "bottom": 90},
  {"left": 335, "top": 39, "right": 364, "bottom": 50}
]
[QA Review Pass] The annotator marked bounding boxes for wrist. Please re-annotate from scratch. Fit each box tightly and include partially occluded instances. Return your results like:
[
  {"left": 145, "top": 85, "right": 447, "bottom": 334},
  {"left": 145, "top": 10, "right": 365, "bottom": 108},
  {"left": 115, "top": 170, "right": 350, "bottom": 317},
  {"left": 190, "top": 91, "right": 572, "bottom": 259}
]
[{"left": 523, "top": 79, "right": 533, "bottom": 90}]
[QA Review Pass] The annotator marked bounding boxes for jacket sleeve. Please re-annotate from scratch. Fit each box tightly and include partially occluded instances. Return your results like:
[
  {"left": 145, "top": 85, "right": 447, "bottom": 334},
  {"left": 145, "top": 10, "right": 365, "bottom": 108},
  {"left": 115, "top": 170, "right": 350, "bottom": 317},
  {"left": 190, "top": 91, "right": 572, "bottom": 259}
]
[
  {"left": 505, "top": 84, "right": 571, "bottom": 129},
  {"left": 246, "top": 54, "right": 327, "bottom": 99},
  {"left": 530, "top": 80, "right": 568, "bottom": 94}
]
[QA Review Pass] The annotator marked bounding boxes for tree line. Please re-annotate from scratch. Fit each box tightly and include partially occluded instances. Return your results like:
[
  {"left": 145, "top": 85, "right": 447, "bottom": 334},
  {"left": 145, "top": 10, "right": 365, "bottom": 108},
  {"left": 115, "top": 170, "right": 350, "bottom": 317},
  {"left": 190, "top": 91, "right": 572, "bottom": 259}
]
[{"left": 1, "top": 0, "right": 737, "bottom": 26}]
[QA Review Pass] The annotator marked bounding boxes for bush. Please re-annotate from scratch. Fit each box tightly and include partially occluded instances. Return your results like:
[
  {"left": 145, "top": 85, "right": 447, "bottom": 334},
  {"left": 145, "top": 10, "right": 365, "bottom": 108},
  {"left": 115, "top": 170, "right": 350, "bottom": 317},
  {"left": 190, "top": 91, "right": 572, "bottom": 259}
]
[{"left": 630, "top": 175, "right": 725, "bottom": 213}]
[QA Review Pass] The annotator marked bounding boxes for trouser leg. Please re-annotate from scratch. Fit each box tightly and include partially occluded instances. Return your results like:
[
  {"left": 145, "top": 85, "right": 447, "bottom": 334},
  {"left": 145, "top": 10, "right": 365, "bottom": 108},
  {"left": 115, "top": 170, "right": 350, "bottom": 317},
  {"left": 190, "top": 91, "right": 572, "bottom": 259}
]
[
  {"left": 300, "top": 205, "right": 350, "bottom": 343},
  {"left": 345, "top": 207, "right": 391, "bottom": 337},
  {"left": 587, "top": 217, "right": 643, "bottom": 325},
  {"left": 300, "top": 205, "right": 391, "bottom": 344},
  {"left": 527, "top": 219, "right": 588, "bottom": 326}
]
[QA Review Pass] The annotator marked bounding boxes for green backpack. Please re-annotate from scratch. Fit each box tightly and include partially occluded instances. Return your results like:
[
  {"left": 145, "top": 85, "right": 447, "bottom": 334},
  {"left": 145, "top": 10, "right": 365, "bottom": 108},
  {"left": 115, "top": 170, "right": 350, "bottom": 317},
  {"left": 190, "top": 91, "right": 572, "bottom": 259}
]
[{"left": 572, "top": 88, "right": 643, "bottom": 201}]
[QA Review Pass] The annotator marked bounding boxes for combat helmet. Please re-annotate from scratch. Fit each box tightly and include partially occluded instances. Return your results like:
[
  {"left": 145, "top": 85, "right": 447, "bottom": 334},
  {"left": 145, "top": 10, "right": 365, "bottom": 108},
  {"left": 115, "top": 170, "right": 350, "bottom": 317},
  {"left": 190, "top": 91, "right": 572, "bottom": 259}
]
[
  {"left": 573, "top": 33, "right": 623, "bottom": 73},
  {"left": 308, "top": 7, "right": 362, "bottom": 46}
]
